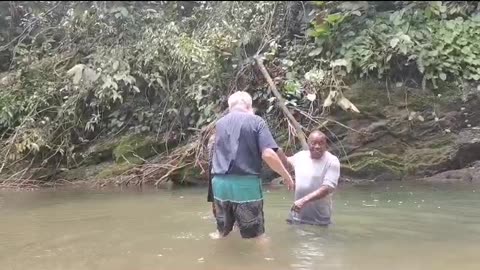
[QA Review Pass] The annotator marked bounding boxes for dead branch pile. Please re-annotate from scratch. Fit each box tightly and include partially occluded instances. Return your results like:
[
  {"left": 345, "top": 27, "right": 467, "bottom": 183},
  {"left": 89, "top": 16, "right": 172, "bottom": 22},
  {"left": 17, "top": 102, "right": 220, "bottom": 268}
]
[{"left": 91, "top": 123, "right": 216, "bottom": 188}]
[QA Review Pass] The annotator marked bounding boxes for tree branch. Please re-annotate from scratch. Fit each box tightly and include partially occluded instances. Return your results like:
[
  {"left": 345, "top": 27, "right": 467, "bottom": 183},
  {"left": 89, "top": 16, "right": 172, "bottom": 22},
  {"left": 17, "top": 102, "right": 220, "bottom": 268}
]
[{"left": 254, "top": 55, "right": 308, "bottom": 150}]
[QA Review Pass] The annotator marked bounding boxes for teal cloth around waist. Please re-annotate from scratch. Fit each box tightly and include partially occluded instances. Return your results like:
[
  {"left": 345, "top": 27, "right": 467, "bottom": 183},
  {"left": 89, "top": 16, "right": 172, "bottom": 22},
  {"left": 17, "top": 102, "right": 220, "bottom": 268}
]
[{"left": 212, "top": 175, "right": 263, "bottom": 203}]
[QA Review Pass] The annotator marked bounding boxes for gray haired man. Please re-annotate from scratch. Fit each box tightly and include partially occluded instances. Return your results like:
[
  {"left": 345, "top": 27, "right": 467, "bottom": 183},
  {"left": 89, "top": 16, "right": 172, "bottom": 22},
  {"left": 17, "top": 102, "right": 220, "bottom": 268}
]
[{"left": 210, "top": 91, "right": 294, "bottom": 239}]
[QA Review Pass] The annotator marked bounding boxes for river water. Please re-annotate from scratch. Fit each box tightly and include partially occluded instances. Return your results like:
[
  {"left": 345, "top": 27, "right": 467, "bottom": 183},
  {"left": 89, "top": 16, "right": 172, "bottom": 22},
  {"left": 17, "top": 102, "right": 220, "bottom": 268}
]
[{"left": 1, "top": 182, "right": 479, "bottom": 270}]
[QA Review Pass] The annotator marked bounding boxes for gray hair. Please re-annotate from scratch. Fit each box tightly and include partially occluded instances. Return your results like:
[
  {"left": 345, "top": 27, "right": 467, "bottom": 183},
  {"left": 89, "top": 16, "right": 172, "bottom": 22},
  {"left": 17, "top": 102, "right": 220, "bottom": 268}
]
[{"left": 227, "top": 91, "right": 253, "bottom": 111}]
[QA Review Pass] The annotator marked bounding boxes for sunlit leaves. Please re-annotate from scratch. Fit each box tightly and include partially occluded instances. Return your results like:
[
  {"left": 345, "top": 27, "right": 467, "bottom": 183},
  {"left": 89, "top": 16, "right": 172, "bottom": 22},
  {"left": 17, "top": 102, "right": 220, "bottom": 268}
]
[
  {"left": 330, "top": 2, "right": 480, "bottom": 89},
  {"left": 304, "top": 68, "right": 325, "bottom": 83}
]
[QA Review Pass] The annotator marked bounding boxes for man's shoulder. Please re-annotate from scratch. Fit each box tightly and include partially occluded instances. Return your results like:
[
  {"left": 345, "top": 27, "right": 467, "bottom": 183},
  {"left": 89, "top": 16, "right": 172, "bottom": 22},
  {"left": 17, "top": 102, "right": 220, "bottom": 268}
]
[
  {"left": 240, "top": 113, "right": 265, "bottom": 123},
  {"left": 325, "top": 151, "right": 340, "bottom": 165},
  {"left": 294, "top": 150, "right": 309, "bottom": 157},
  {"left": 291, "top": 150, "right": 309, "bottom": 162},
  {"left": 217, "top": 112, "right": 263, "bottom": 122}
]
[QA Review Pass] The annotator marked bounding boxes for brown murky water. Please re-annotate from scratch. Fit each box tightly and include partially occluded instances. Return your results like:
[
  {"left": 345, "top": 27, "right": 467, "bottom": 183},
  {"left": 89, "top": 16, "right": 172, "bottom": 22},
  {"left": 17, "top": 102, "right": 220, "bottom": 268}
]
[{"left": 1, "top": 182, "right": 479, "bottom": 270}]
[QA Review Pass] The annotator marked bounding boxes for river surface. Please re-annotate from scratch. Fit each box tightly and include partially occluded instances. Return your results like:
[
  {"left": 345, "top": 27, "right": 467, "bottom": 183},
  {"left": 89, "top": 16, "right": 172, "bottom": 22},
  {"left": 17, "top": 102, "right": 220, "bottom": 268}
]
[{"left": 1, "top": 182, "right": 479, "bottom": 270}]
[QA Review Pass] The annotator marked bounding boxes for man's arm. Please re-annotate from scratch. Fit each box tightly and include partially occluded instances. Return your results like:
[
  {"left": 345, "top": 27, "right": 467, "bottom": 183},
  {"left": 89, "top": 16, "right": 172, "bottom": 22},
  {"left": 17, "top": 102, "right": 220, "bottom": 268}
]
[
  {"left": 276, "top": 148, "right": 293, "bottom": 173},
  {"left": 256, "top": 118, "right": 294, "bottom": 190},
  {"left": 262, "top": 148, "right": 294, "bottom": 190},
  {"left": 291, "top": 158, "right": 340, "bottom": 212},
  {"left": 291, "top": 186, "right": 334, "bottom": 212}
]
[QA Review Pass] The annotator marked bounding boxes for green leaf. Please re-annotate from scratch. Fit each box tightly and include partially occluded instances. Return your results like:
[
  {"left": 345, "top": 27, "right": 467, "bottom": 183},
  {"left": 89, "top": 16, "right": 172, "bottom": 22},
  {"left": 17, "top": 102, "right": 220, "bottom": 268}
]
[
  {"left": 112, "top": 61, "right": 120, "bottom": 72},
  {"left": 461, "top": 46, "right": 472, "bottom": 55},
  {"left": 30, "top": 143, "right": 40, "bottom": 152},
  {"left": 266, "top": 105, "right": 274, "bottom": 113},
  {"left": 309, "top": 48, "right": 323, "bottom": 57},
  {"left": 326, "top": 13, "right": 345, "bottom": 25},
  {"left": 399, "top": 34, "right": 412, "bottom": 43},
  {"left": 112, "top": 91, "right": 122, "bottom": 103},
  {"left": 439, "top": 5, "right": 447, "bottom": 13},
  {"left": 352, "top": 10, "right": 362, "bottom": 16},
  {"left": 306, "top": 29, "right": 318, "bottom": 37},
  {"left": 429, "top": 50, "right": 439, "bottom": 57},
  {"left": 417, "top": 57, "right": 425, "bottom": 73},
  {"left": 389, "top": 11, "right": 403, "bottom": 26},
  {"left": 399, "top": 44, "right": 408, "bottom": 55},
  {"left": 390, "top": 37, "right": 400, "bottom": 48},
  {"left": 446, "top": 20, "right": 456, "bottom": 30},
  {"left": 330, "top": 59, "right": 348, "bottom": 67},
  {"left": 309, "top": 23, "right": 330, "bottom": 38},
  {"left": 439, "top": 72, "right": 447, "bottom": 81},
  {"left": 425, "top": 7, "right": 432, "bottom": 18},
  {"left": 471, "top": 74, "right": 480, "bottom": 80}
]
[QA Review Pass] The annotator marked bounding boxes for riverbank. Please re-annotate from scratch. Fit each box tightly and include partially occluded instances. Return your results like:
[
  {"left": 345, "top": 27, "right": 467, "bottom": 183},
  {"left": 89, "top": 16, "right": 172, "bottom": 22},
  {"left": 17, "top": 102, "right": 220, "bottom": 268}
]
[
  {"left": 2, "top": 82, "right": 480, "bottom": 190},
  {"left": 2, "top": 2, "right": 480, "bottom": 191}
]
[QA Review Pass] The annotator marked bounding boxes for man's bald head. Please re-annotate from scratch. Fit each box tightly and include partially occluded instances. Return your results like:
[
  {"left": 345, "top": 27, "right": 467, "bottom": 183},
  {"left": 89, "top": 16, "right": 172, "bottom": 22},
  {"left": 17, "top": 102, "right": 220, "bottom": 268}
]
[
  {"left": 308, "top": 130, "right": 327, "bottom": 143},
  {"left": 308, "top": 130, "right": 328, "bottom": 159}
]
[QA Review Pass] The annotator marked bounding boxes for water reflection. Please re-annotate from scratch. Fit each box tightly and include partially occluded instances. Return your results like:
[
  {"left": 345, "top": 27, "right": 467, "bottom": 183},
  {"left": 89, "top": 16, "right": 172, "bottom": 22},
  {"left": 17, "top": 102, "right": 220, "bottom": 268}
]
[
  {"left": 1, "top": 183, "right": 480, "bottom": 270},
  {"left": 286, "top": 224, "right": 344, "bottom": 270}
]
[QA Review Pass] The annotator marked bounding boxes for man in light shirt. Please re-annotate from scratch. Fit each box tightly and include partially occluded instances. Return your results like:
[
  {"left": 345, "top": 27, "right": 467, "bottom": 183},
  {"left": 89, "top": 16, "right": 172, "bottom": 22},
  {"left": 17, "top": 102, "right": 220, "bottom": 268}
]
[{"left": 286, "top": 130, "right": 341, "bottom": 226}]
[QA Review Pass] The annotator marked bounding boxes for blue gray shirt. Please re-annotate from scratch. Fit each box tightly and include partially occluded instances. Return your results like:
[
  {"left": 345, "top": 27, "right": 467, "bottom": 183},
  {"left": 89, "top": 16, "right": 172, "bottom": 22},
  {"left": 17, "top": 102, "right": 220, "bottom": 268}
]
[{"left": 211, "top": 110, "right": 278, "bottom": 176}]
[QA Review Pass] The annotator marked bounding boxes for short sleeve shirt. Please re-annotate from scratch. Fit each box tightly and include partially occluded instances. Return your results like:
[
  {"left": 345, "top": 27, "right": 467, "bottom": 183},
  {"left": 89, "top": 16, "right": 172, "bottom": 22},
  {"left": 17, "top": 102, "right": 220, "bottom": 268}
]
[
  {"left": 211, "top": 111, "right": 278, "bottom": 176},
  {"left": 287, "top": 150, "right": 340, "bottom": 225}
]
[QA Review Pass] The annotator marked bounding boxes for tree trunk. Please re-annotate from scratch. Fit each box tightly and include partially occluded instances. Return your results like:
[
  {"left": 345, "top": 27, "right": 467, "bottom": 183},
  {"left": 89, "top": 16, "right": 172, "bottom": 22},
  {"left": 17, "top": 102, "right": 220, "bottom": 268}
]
[{"left": 254, "top": 55, "right": 309, "bottom": 150}]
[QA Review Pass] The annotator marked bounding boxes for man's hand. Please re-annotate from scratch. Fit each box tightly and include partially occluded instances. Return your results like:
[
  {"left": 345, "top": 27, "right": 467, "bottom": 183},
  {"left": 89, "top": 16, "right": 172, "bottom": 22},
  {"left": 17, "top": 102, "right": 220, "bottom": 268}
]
[
  {"left": 291, "top": 185, "right": 334, "bottom": 213},
  {"left": 262, "top": 148, "right": 295, "bottom": 191},
  {"left": 291, "top": 198, "right": 306, "bottom": 213},
  {"left": 284, "top": 176, "right": 295, "bottom": 191}
]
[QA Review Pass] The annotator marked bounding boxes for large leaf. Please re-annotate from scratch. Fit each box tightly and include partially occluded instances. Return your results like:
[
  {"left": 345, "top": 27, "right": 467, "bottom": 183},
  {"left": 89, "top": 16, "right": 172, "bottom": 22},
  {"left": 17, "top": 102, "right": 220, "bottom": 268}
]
[
  {"left": 337, "top": 96, "right": 360, "bottom": 113},
  {"left": 83, "top": 67, "right": 100, "bottom": 84},
  {"left": 323, "top": 91, "right": 338, "bottom": 107},
  {"left": 325, "top": 13, "right": 346, "bottom": 25},
  {"left": 67, "top": 64, "right": 85, "bottom": 85},
  {"left": 306, "top": 93, "right": 316, "bottom": 102},
  {"left": 308, "top": 47, "right": 323, "bottom": 57},
  {"left": 330, "top": 59, "right": 352, "bottom": 73},
  {"left": 439, "top": 72, "right": 447, "bottom": 81},
  {"left": 330, "top": 59, "right": 348, "bottom": 67},
  {"left": 309, "top": 22, "right": 330, "bottom": 38},
  {"left": 390, "top": 37, "right": 400, "bottom": 48},
  {"left": 304, "top": 68, "right": 325, "bottom": 82}
]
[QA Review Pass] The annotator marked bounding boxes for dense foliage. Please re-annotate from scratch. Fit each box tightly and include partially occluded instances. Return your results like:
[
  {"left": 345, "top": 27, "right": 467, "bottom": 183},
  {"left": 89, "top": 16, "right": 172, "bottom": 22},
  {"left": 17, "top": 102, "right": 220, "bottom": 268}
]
[{"left": 0, "top": 1, "right": 479, "bottom": 177}]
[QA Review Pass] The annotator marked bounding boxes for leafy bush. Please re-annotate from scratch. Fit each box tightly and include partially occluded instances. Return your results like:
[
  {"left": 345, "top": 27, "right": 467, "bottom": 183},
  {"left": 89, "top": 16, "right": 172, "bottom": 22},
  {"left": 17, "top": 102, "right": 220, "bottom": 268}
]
[
  {"left": 1, "top": 1, "right": 479, "bottom": 176},
  {"left": 307, "top": 1, "right": 480, "bottom": 91},
  {"left": 0, "top": 1, "right": 292, "bottom": 172}
]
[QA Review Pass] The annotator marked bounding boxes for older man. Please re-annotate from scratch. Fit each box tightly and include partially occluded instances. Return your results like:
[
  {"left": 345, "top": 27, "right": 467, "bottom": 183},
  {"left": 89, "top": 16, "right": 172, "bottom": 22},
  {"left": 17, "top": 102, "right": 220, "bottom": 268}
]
[
  {"left": 210, "top": 91, "right": 294, "bottom": 239},
  {"left": 286, "top": 131, "right": 341, "bottom": 226}
]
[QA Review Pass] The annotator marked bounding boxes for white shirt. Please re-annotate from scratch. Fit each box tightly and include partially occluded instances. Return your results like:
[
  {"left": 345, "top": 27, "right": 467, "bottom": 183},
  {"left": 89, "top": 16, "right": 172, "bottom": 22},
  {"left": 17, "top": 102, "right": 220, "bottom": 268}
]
[{"left": 287, "top": 150, "right": 340, "bottom": 225}]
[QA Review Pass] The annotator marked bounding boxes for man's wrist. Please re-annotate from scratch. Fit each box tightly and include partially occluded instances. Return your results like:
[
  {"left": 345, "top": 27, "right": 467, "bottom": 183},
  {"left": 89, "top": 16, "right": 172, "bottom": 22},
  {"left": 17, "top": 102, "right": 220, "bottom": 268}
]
[
  {"left": 299, "top": 197, "right": 308, "bottom": 205},
  {"left": 284, "top": 174, "right": 293, "bottom": 183}
]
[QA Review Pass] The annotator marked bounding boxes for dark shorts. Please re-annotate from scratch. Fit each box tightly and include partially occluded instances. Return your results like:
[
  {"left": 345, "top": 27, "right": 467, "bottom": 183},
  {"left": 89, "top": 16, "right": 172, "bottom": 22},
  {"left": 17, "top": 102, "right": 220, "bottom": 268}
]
[{"left": 214, "top": 199, "right": 265, "bottom": 239}]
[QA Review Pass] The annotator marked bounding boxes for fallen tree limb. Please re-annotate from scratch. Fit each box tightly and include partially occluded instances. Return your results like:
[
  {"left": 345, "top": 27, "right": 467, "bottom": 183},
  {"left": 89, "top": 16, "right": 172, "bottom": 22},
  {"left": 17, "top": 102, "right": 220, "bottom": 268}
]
[{"left": 254, "top": 55, "right": 309, "bottom": 150}]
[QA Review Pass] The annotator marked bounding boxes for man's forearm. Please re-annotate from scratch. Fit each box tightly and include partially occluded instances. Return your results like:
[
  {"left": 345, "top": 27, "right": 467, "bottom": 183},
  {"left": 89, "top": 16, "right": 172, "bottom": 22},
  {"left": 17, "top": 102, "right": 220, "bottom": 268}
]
[
  {"left": 262, "top": 149, "right": 292, "bottom": 181},
  {"left": 276, "top": 148, "right": 292, "bottom": 172},
  {"left": 300, "top": 185, "right": 333, "bottom": 204}
]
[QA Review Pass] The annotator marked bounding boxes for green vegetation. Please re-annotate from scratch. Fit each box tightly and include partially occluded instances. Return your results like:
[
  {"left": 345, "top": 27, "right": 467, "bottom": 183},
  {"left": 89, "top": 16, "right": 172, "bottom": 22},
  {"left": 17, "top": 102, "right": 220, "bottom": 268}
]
[{"left": 0, "top": 1, "right": 479, "bottom": 183}]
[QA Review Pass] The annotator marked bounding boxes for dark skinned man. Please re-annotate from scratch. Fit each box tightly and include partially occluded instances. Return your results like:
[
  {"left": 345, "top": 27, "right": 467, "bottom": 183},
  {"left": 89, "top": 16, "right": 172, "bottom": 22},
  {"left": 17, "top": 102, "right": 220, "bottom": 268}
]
[{"left": 285, "top": 130, "right": 341, "bottom": 226}]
